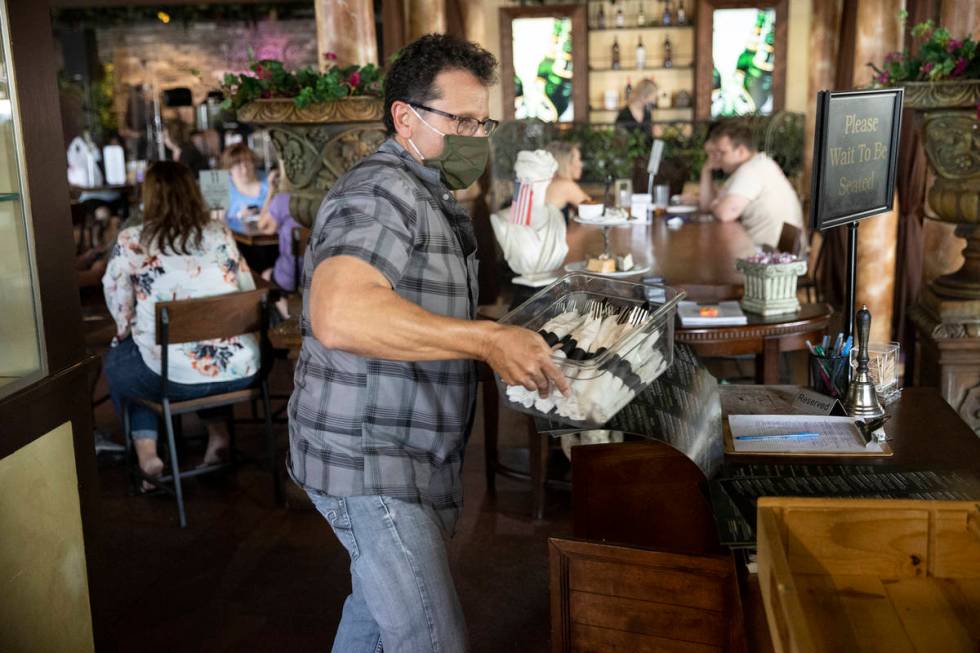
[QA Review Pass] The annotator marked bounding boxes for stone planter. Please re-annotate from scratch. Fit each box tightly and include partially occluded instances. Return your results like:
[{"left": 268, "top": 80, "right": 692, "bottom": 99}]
[
  {"left": 901, "top": 80, "right": 980, "bottom": 299},
  {"left": 736, "top": 258, "right": 808, "bottom": 316},
  {"left": 237, "top": 97, "right": 386, "bottom": 227}
]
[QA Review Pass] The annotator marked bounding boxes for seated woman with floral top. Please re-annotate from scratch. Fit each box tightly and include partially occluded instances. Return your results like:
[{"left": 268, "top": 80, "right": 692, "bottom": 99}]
[{"left": 102, "top": 161, "right": 260, "bottom": 486}]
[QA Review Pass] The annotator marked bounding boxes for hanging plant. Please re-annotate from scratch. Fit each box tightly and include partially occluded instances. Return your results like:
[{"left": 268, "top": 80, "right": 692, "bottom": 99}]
[{"left": 220, "top": 53, "right": 384, "bottom": 111}]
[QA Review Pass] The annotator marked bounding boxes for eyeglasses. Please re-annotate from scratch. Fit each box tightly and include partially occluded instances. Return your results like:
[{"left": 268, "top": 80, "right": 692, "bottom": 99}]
[{"left": 409, "top": 102, "right": 499, "bottom": 137}]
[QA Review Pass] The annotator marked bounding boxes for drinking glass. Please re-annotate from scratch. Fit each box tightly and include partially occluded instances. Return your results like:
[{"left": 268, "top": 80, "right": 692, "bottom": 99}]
[{"left": 653, "top": 184, "right": 669, "bottom": 217}]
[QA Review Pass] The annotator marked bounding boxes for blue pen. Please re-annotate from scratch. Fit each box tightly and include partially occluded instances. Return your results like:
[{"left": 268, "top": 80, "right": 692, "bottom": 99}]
[
  {"left": 735, "top": 432, "right": 820, "bottom": 441},
  {"left": 842, "top": 336, "right": 853, "bottom": 356},
  {"left": 821, "top": 335, "right": 830, "bottom": 350}
]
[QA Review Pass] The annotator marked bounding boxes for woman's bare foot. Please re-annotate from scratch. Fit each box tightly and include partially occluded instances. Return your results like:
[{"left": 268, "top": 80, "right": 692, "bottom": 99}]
[
  {"left": 202, "top": 423, "right": 231, "bottom": 466},
  {"left": 134, "top": 438, "right": 164, "bottom": 490}
]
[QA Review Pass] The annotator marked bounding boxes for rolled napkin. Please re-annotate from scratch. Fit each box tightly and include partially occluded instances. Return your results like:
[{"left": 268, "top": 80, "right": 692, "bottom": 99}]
[{"left": 490, "top": 150, "right": 568, "bottom": 276}]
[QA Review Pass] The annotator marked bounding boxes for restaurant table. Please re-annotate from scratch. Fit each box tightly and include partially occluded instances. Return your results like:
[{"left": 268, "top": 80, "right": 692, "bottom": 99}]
[
  {"left": 232, "top": 222, "right": 279, "bottom": 247},
  {"left": 565, "top": 215, "right": 758, "bottom": 301},
  {"left": 676, "top": 303, "right": 833, "bottom": 384}
]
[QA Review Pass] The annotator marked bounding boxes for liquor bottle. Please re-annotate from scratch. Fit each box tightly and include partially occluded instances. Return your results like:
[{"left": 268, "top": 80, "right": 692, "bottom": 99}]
[
  {"left": 663, "top": 35, "right": 673, "bottom": 68},
  {"left": 635, "top": 35, "right": 646, "bottom": 70},
  {"left": 611, "top": 37, "right": 621, "bottom": 70},
  {"left": 662, "top": 1, "right": 672, "bottom": 26},
  {"left": 615, "top": 3, "right": 625, "bottom": 28},
  {"left": 637, "top": 2, "right": 646, "bottom": 27},
  {"left": 677, "top": 1, "right": 687, "bottom": 25},
  {"left": 625, "top": 77, "right": 633, "bottom": 101},
  {"left": 597, "top": 3, "right": 606, "bottom": 29}
]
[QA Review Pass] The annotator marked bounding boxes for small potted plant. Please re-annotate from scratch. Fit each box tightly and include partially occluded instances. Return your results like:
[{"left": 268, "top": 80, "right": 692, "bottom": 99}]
[
  {"left": 218, "top": 54, "right": 386, "bottom": 226},
  {"left": 736, "top": 251, "right": 808, "bottom": 316}
]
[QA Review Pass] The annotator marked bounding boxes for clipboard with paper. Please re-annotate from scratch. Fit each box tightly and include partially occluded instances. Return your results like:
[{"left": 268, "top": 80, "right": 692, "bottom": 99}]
[{"left": 723, "top": 414, "right": 892, "bottom": 456}]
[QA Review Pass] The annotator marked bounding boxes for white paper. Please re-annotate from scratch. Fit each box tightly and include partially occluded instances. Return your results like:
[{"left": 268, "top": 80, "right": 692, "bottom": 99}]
[
  {"left": 103, "top": 145, "right": 126, "bottom": 185},
  {"left": 199, "top": 170, "right": 230, "bottom": 210},
  {"left": 729, "top": 414, "right": 885, "bottom": 454}
]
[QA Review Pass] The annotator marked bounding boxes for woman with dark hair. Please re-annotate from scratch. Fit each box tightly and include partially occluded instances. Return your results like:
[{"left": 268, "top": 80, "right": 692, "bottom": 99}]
[{"left": 102, "top": 161, "right": 259, "bottom": 486}]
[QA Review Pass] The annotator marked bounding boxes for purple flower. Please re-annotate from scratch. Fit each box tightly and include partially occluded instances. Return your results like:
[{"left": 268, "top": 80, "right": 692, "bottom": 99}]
[
  {"left": 884, "top": 51, "right": 902, "bottom": 64},
  {"left": 323, "top": 52, "right": 338, "bottom": 61},
  {"left": 348, "top": 71, "right": 361, "bottom": 87},
  {"left": 920, "top": 61, "right": 934, "bottom": 75},
  {"left": 947, "top": 38, "right": 962, "bottom": 53},
  {"left": 952, "top": 57, "right": 969, "bottom": 76},
  {"left": 876, "top": 71, "right": 890, "bottom": 84}
]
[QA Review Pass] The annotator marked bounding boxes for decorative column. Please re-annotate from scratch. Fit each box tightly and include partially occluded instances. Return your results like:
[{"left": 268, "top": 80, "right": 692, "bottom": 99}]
[
  {"left": 407, "top": 0, "right": 447, "bottom": 42},
  {"left": 850, "top": 0, "right": 903, "bottom": 343},
  {"left": 315, "top": 0, "right": 378, "bottom": 67}
]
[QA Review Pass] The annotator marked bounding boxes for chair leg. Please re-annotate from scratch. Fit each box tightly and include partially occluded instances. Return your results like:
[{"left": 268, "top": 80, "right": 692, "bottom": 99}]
[
  {"left": 162, "top": 399, "right": 188, "bottom": 528},
  {"left": 123, "top": 401, "right": 137, "bottom": 496},
  {"left": 529, "top": 423, "right": 549, "bottom": 520},
  {"left": 262, "top": 380, "right": 282, "bottom": 505},
  {"left": 482, "top": 373, "right": 499, "bottom": 494}
]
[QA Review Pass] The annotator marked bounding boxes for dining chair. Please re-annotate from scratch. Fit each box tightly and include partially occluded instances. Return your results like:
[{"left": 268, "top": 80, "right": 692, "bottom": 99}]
[
  {"left": 776, "top": 222, "right": 819, "bottom": 303},
  {"left": 123, "top": 288, "right": 281, "bottom": 527},
  {"left": 291, "top": 225, "right": 311, "bottom": 295}
]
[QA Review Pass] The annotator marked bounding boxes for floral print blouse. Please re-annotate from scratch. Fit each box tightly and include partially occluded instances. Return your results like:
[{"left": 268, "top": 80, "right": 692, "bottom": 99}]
[{"left": 103, "top": 220, "right": 260, "bottom": 384}]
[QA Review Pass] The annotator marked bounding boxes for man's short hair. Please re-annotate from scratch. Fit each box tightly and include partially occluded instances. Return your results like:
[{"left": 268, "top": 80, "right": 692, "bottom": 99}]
[
  {"left": 384, "top": 33, "right": 498, "bottom": 135},
  {"left": 708, "top": 122, "right": 757, "bottom": 151}
]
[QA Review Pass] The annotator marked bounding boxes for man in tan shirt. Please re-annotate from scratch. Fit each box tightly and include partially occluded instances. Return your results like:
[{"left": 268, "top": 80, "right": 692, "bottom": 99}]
[{"left": 697, "top": 122, "right": 804, "bottom": 250}]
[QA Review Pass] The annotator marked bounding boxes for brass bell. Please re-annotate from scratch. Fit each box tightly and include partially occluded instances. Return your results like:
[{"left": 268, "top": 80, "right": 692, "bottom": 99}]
[{"left": 845, "top": 304, "right": 885, "bottom": 420}]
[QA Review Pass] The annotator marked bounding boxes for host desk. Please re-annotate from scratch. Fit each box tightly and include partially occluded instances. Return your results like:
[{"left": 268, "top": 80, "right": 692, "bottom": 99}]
[{"left": 546, "top": 348, "right": 980, "bottom": 652}]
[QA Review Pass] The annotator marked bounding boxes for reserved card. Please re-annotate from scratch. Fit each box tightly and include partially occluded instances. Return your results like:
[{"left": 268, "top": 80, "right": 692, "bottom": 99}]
[
  {"left": 199, "top": 170, "right": 230, "bottom": 210},
  {"left": 792, "top": 389, "right": 847, "bottom": 416}
]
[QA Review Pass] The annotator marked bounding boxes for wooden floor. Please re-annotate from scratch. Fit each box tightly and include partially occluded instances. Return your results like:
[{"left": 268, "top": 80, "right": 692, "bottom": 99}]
[{"left": 90, "top": 363, "right": 573, "bottom": 653}]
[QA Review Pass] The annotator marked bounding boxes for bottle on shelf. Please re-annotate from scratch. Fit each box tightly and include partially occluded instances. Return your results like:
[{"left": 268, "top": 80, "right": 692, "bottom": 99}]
[
  {"left": 637, "top": 1, "right": 646, "bottom": 27},
  {"left": 677, "top": 0, "right": 687, "bottom": 25},
  {"left": 663, "top": 35, "right": 673, "bottom": 68},
  {"left": 611, "top": 37, "right": 621, "bottom": 70},
  {"left": 615, "top": 3, "right": 625, "bottom": 28},
  {"left": 662, "top": 0, "right": 672, "bottom": 26},
  {"left": 625, "top": 77, "right": 633, "bottom": 101},
  {"left": 597, "top": 2, "right": 606, "bottom": 29},
  {"left": 635, "top": 35, "right": 646, "bottom": 70}
]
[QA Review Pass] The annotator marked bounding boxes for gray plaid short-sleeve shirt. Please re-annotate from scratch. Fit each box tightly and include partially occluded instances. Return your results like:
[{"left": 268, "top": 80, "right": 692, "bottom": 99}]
[{"left": 287, "top": 139, "right": 480, "bottom": 522}]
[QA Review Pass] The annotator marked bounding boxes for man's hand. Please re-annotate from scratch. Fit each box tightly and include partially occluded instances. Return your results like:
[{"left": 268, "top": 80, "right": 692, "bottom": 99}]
[{"left": 484, "top": 325, "right": 571, "bottom": 399}]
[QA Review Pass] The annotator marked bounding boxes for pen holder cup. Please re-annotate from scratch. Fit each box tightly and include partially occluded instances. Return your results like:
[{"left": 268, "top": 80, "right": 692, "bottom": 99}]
[{"left": 808, "top": 353, "right": 850, "bottom": 400}]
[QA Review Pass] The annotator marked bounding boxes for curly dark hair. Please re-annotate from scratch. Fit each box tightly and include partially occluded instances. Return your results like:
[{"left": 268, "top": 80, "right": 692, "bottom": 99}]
[{"left": 383, "top": 33, "right": 498, "bottom": 134}]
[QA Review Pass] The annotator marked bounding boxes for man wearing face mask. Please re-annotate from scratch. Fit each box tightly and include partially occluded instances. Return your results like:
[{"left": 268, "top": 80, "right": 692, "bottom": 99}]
[{"left": 288, "top": 34, "right": 570, "bottom": 652}]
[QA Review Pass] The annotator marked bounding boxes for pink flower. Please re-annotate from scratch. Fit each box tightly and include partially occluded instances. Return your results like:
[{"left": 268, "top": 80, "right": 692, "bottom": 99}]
[
  {"left": 876, "top": 71, "right": 890, "bottom": 84},
  {"left": 348, "top": 71, "right": 361, "bottom": 87},
  {"left": 323, "top": 52, "right": 338, "bottom": 61},
  {"left": 952, "top": 57, "right": 969, "bottom": 76},
  {"left": 947, "top": 38, "right": 962, "bottom": 53},
  {"left": 884, "top": 51, "right": 902, "bottom": 64},
  {"left": 255, "top": 64, "right": 271, "bottom": 80},
  {"left": 920, "top": 61, "right": 934, "bottom": 75}
]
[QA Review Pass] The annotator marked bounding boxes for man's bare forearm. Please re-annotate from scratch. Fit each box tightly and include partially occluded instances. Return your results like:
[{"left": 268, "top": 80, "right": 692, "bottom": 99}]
[
  {"left": 310, "top": 259, "right": 499, "bottom": 362},
  {"left": 698, "top": 166, "right": 716, "bottom": 211}
]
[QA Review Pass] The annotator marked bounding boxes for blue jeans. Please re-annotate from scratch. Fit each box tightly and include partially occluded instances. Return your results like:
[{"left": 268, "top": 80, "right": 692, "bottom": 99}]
[
  {"left": 103, "top": 336, "right": 257, "bottom": 440},
  {"left": 307, "top": 492, "right": 468, "bottom": 653}
]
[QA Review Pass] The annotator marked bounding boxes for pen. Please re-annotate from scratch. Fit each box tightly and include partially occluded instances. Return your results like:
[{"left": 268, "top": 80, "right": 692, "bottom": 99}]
[{"left": 735, "top": 432, "right": 820, "bottom": 441}]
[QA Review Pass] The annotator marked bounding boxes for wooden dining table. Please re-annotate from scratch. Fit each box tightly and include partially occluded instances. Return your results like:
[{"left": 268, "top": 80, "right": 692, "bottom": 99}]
[
  {"left": 564, "top": 214, "right": 759, "bottom": 301},
  {"left": 232, "top": 222, "right": 279, "bottom": 247}
]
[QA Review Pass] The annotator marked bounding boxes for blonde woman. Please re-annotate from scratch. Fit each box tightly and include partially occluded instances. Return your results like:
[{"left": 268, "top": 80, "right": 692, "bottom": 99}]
[
  {"left": 615, "top": 78, "right": 658, "bottom": 136},
  {"left": 544, "top": 141, "right": 591, "bottom": 216}
]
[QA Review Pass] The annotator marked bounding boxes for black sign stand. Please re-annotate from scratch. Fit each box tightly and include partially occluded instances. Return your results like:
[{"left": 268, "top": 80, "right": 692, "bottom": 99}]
[{"left": 809, "top": 88, "right": 904, "bottom": 340}]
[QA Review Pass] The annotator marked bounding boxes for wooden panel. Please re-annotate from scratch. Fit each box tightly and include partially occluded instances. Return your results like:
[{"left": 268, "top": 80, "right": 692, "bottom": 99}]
[
  {"left": 884, "top": 578, "right": 976, "bottom": 653},
  {"left": 568, "top": 557, "right": 727, "bottom": 612},
  {"left": 827, "top": 575, "right": 915, "bottom": 653},
  {"left": 781, "top": 507, "right": 929, "bottom": 577},
  {"left": 570, "top": 591, "right": 726, "bottom": 646},
  {"left": 550, "top": 537, "right": 744, "bottom": 653},
  {"left": 570, "top": 622, "right": 722, "bottom": 653},
  {"left": 933, "top": 509, "right": 980, "bottom": 579},
  {"left": 571, "top": 441, "right": 722, "bottom": 555},
  {"left": 155, "top": 288, "right": 267, "bottom": 345}
]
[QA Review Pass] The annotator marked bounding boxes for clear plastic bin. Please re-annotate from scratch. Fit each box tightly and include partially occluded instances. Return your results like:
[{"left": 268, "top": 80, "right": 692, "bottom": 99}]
[{"left": 495, "top": 273, "right": 684, "bottom": 429}]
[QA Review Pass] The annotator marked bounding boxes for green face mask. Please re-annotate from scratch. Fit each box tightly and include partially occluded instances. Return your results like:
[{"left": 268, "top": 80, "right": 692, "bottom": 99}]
[{"left": 408, "top": 107, "right": 490, "bottom": 190}]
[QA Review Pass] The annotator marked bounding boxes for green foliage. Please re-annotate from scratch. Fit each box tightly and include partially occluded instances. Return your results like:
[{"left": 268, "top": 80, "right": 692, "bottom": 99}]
[
  {"left": 554, "top": 125, "right": 649, "bottom": 183},
  {"left": 869, "top": 17, "right": 980, "bottom": 85},
  {"left": 220, "top": 56, "right": 384, "bottom": 111}
]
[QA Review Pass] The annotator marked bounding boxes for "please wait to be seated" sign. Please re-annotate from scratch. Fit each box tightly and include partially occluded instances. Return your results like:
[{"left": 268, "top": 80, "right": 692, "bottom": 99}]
[{"left": 809, "top": 88, "right": 904, "bottom": 231}]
